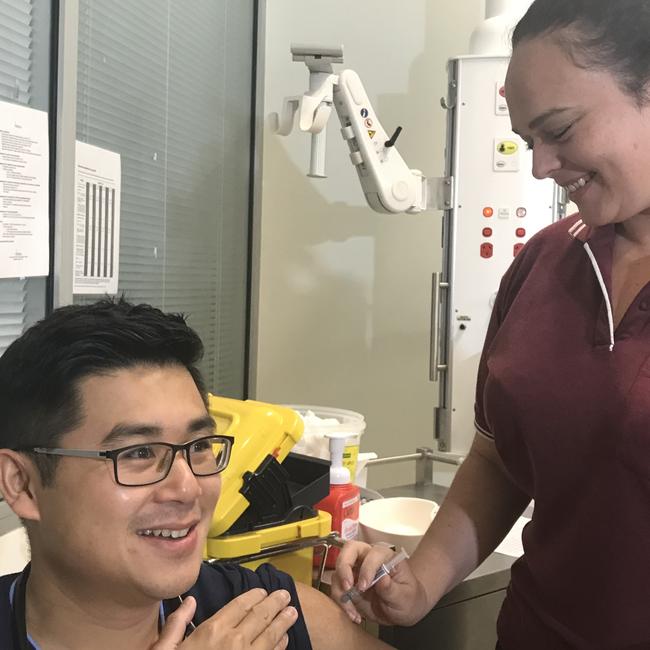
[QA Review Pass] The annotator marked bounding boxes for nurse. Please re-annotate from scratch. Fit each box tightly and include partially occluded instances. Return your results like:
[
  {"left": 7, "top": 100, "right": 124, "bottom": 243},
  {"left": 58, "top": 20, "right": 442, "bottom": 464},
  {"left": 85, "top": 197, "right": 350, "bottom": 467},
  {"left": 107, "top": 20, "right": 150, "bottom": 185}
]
[{"left": 332, "top": 1, "right": 650, "bottom": 648}]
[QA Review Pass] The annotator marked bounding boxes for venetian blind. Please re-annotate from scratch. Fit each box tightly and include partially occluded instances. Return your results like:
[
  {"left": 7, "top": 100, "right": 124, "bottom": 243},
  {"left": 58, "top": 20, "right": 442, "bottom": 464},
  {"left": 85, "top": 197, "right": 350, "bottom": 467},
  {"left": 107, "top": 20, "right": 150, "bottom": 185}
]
[
  {"left": 75, "top": 0, "right": 254, "bottom": 396},
  {"left": 0, "top": 0, "right": 48, "bottom": 357}
]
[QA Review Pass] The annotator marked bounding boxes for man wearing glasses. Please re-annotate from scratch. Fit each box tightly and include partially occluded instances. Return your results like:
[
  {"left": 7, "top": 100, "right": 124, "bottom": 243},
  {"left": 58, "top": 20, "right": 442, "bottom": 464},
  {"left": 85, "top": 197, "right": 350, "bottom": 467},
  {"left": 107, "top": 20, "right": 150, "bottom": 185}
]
[{"left": 0, "top": 299, "right": 391, "bottom": 650}]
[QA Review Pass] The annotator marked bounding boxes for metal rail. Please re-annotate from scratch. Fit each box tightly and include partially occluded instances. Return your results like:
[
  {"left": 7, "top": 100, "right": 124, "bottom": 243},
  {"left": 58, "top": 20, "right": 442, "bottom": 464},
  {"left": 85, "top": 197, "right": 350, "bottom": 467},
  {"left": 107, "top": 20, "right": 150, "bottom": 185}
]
[
  {"left": 365, "top": 446, "right": 464, "bottom": 486},
  {"left": 209, "top": 532, "right": 343, "bottom": 589}
]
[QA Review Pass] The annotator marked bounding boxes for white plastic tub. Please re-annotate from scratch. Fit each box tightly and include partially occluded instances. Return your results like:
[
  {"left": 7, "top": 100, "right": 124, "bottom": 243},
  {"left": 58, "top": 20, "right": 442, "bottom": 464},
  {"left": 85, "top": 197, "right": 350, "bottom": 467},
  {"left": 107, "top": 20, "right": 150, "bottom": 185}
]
[
  {"left": 285, "top": 405, "right": 366, "bottom": 479},
  {"left": 359, "top": 497, "right": 439, "bottom": 554}
]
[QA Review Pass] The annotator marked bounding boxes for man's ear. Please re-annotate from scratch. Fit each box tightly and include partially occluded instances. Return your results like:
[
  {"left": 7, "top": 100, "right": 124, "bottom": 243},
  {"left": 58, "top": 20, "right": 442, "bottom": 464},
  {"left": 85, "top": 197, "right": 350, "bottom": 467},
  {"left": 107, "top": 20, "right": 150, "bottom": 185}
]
[{"left": 0, "top": 450, "right": 42, "bottom": 522}]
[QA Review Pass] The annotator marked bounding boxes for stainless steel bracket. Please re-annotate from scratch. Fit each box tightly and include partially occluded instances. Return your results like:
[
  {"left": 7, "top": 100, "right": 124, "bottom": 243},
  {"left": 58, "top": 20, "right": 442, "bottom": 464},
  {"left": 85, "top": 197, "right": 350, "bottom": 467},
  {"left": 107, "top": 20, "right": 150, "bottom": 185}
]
[
  {"left": 440, "top": 79, "right": 457, "bottom": 110},
  {"left": 426, "top": 176, "right": 454, "bottom": 211}
]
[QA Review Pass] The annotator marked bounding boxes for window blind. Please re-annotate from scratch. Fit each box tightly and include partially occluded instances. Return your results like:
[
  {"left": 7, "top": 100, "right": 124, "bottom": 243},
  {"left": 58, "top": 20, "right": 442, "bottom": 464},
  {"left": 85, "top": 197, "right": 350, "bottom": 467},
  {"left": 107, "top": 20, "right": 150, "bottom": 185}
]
[
  {"left": 75, "top": 0, "right": 253, "bottom": 396},
  {"left": 0, "top": 0, "right": 48, "bottom": 357}
]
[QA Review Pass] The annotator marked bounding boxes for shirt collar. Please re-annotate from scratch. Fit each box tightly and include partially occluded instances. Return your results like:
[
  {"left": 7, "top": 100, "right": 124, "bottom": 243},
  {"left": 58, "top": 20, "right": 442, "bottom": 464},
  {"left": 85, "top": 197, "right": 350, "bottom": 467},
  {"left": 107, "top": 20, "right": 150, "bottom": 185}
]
[{"left": 568, "top": 217, "right": 593, "bottom": 243}]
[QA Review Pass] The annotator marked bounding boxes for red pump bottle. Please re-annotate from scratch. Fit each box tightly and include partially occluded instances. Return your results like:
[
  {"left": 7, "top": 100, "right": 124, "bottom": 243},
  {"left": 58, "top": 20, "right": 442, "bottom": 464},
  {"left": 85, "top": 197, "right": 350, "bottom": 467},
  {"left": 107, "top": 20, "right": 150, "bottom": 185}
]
[{"left": 315, "top": 434, "right": 360, "bottom": 569}]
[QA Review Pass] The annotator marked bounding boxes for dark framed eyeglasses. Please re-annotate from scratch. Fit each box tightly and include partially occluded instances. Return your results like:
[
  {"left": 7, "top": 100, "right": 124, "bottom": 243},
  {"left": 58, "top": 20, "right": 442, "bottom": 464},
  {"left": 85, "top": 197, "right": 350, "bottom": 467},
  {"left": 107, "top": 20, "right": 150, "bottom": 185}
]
[{"left": 26, "top": 435, "right": 234, "bottom": 487}]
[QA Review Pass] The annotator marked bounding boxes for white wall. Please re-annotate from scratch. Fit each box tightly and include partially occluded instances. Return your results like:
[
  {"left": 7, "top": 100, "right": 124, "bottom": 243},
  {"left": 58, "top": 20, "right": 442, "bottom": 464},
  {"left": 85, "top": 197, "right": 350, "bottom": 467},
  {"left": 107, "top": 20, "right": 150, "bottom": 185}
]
[
  {"left": 255, "top": 1, "right": 484, "bottom": 489},
  {"left": 0, "top": 528, "right": 30, "bottom": 575}
]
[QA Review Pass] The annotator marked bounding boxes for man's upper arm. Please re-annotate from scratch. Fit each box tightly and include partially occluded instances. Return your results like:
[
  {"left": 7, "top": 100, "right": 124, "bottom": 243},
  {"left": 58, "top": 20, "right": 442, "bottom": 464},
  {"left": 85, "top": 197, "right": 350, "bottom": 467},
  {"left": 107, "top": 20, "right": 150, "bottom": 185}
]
[{"left": 295, "top": 581, "right": 394, "bottom": 650}]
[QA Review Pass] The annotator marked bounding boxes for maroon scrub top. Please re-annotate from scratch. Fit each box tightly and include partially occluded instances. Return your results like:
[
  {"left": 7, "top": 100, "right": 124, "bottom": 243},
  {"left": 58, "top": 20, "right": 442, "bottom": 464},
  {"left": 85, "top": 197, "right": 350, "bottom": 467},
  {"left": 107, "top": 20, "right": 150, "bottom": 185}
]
[{"left": 475, "top": 215, "right": 650, "bottom": 649}]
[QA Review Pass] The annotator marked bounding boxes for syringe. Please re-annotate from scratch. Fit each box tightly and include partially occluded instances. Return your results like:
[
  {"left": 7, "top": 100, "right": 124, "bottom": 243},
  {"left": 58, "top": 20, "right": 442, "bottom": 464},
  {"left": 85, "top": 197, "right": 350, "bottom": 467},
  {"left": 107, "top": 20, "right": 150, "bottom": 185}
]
[{"left": 340, "top": 548, "right": 409, "bottom": 603}]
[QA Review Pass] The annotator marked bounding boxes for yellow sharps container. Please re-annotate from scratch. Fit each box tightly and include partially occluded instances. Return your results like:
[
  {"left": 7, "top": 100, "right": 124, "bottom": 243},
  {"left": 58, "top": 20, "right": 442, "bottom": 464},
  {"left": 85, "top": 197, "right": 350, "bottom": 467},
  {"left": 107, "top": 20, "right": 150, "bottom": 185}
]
[{"left": 206, "top": 395, "right": 332, "bottom": 585}]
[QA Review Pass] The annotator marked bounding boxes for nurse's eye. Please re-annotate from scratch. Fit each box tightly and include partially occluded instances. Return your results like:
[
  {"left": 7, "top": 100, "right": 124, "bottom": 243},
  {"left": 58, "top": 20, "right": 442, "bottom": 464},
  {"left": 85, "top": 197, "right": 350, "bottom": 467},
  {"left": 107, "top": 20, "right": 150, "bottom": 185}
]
[{"left": 548, "top": 124, "right": 572, "bottom": 141}]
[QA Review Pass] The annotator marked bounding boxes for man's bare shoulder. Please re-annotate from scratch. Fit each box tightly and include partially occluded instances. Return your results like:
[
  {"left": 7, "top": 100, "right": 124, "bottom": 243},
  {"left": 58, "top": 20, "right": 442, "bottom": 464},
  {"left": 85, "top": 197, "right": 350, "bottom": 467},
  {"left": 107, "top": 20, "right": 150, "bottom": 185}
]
[{"left": 295, "top": 581, "right": 393, "bottom": 650}]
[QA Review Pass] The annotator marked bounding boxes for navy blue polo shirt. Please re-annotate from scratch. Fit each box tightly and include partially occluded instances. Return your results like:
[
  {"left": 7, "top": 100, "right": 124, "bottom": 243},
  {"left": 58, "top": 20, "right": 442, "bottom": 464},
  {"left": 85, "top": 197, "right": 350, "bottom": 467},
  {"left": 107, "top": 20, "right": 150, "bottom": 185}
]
[
  {"left": 475, "top": 215, "right": 650, "bottom": 649},
  {"left": 0, "top": 562, "right": 312, "bottom": 649}
]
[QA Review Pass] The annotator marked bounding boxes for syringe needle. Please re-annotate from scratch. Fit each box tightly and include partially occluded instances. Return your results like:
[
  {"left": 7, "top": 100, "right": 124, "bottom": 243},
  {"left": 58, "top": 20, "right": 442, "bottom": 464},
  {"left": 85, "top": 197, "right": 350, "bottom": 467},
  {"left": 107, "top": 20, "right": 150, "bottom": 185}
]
[{"left": 339, "top": 548, "right": 409, "bottom": 604}]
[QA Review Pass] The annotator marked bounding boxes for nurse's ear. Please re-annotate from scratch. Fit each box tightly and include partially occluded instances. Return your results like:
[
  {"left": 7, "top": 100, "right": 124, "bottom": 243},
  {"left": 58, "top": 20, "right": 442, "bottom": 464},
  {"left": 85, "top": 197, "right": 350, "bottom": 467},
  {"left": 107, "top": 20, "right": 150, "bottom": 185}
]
[{"left": 0, "top": 449, "right": 42, "bottom": 522}]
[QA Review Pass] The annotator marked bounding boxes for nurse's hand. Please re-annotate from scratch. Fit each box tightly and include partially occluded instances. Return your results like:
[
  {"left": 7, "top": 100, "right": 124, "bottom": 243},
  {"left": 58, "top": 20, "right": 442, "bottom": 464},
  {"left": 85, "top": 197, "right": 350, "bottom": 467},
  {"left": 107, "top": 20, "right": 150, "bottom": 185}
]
[
  {"left": 331, "top": 540, "right": 428, "bottom": 627},
  {"left": 152, "top": 589, "right": 297, "bottom": 649}
]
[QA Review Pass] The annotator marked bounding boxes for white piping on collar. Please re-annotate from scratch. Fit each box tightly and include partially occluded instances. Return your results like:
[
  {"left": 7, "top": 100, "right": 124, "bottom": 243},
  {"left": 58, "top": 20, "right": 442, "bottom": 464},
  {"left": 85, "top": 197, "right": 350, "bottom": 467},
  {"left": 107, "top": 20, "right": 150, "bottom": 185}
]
[
  {"left": 583, "top": 242, "right": 615, "bottom": 352},
  {"left": 568, "top": 219, "right": 588, "bottom": 239}
]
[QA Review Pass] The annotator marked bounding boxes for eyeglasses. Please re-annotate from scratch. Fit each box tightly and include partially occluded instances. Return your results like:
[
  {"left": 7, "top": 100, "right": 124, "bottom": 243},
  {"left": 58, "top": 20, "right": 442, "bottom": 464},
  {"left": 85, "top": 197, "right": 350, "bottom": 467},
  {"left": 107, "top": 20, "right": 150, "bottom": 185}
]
[{"left": 26, "top": 435, "right": 234, "bottom": 487}]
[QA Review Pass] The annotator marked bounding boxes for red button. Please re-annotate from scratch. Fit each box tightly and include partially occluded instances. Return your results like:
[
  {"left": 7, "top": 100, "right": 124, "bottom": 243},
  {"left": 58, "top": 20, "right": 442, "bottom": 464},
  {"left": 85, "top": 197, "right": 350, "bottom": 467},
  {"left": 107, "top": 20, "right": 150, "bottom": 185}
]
[
  {"left": 516, "top": 228, "right": 526, "bottom": 238},
  {"left": 481, "top": 243, "right": 493, "bottom": 258},
  {"left": 482, "top": 227, "right": 493, "bottom": 237},
  {"left": 513, "top": 243, "right": 524, "bottom": 257},
  {"left": 483, "top": 207, "right": 494, "bottom": 218},
  {"left": 499, "top": 86, "right": 506, "bottom": 97}
]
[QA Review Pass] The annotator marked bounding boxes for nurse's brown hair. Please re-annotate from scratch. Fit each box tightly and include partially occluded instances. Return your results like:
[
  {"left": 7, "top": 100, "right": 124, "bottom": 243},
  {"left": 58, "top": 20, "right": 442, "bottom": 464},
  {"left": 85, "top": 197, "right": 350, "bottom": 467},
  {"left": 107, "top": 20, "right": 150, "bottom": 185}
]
[{"left": 513, "top": 0, "right": 650, "bottom": 103}]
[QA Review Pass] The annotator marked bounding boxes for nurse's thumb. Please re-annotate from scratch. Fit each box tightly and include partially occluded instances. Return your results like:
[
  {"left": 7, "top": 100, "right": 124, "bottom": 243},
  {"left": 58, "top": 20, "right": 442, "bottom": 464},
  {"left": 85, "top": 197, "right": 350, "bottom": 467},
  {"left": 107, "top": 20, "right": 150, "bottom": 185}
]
[{"left": 151, "top": 596, "right": 197, "bottom": 649}]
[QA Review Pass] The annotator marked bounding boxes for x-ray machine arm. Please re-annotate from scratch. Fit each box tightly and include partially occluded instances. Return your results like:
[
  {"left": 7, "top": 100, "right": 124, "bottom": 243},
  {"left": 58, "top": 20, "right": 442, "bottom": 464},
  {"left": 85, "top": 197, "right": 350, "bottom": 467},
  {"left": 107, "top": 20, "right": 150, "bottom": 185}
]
[{"left": 271, "top": 44, "right": 452, "bottom": 215}]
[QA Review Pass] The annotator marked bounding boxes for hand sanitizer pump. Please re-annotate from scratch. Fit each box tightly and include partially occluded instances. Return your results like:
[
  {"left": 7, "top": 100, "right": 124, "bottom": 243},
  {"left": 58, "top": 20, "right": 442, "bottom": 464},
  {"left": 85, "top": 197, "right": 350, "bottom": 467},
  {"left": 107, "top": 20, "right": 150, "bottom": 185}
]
[{"left": 315, "top": 433, "right": 361, "bottom": 569}]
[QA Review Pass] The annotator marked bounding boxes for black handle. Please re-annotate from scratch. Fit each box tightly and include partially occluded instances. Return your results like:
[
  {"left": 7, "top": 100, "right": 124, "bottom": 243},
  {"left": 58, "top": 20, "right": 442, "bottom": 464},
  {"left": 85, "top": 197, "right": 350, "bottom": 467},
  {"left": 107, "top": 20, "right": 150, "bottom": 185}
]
[{"left": 385, "top": 126, "right": 403, "bottom": 148}]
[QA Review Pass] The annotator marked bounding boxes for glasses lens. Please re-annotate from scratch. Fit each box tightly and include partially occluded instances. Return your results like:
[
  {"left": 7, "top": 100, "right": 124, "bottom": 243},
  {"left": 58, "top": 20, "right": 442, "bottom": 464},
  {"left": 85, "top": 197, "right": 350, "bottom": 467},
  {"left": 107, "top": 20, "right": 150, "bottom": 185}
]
[
  {"left": 116, "top": 444, "right": 174, "bottom": 486},
  {"left": 114, "top": 436, "right": 231, "bottom": 486},
  {"left": 188, "top": 436, "right": 230, "bottom": 476}
]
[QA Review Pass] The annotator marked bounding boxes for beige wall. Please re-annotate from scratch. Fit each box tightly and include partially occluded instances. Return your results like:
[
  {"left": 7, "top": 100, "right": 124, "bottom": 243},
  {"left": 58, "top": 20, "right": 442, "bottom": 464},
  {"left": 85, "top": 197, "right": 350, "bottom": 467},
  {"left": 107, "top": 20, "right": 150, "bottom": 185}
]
[
  {"left": 0, "top": 527, "right": 30, "bottom": 575},
  {"left": 254, "top": 1, "right": 484, "bottom": 489}
]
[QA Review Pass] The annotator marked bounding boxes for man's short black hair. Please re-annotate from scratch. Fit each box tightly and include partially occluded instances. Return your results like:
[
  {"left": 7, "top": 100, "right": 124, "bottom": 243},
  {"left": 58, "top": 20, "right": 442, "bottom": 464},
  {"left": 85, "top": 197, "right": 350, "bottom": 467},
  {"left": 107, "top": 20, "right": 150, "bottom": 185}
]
[{"left": 0, "top": 297, "right": 206, "bottom": 485}]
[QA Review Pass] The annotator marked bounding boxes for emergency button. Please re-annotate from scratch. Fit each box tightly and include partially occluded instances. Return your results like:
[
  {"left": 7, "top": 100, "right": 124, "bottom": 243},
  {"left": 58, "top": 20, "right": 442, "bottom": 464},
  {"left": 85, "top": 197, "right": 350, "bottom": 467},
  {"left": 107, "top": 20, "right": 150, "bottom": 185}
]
[
  {"left": 516, "top": 227, "right": 526, "bottom": 238},
  {"left": 480, "top": 243, "right": 493, "bottom": 258}
]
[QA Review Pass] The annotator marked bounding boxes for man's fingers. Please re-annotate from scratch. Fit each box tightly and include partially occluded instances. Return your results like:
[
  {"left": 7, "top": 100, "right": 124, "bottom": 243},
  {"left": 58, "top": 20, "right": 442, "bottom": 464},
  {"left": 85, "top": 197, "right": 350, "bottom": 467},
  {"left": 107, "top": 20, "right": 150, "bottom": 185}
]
[
  {"left": 273, "top": 633, "right": 290, "bottom": 650},
  {"left": 152, "top": 596, "right": 197, "bottom": 649},
  {"left": 240, "top": 590, "right": 297, "bottom": 643},
  {"left": 157, "top": 590, "right": 296, "bottom": 649},
  {"left": 250, "top": 604, "right": 298, "bottom": 649},
  {"left": 204, "top": 588, "right": 269, "bottom": 628}
]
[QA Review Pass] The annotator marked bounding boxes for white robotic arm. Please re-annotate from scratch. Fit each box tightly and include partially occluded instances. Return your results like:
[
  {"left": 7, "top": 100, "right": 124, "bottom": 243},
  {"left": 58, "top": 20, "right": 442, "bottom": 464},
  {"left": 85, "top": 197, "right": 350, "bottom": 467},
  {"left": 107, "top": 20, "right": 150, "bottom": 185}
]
[
  {"left": 271, "top": 45, "right": 448, "bottom": 214},
  {"left": 334, "top": 68, "right": 426, "bottom": 214}
]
